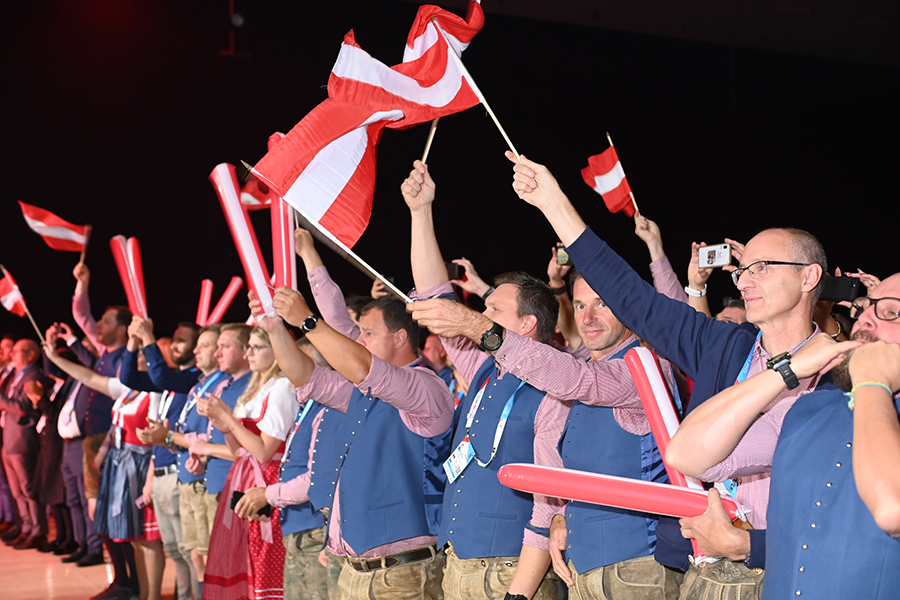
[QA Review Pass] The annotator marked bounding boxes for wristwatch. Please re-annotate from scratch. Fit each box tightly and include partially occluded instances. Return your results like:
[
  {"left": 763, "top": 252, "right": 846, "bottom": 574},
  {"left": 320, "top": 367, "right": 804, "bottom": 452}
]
[
  {"left": 164, "top": 429, "right": 176, "bottom": 450},
  {"left": 767, "top": 352, "right": 799, "bottom": 390},
  {"left": 301, "top": 314, "right": 320, "bottom": 333},
  {"left": 480, "top": 322, "right": 505, "bottom": 352}
]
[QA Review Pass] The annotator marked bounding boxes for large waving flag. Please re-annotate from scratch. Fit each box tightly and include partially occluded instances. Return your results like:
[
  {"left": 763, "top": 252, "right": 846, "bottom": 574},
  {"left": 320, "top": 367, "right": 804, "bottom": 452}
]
[
  {"left": 0, "top": 266, "right": 27, "bottom": 317},
  {"left": 18, "top": 201, "right": 89, "bottom": 252},
  {"left": 252, "top": 1, "right": 485, "bottom": 248},
  {"left": 581, "top": 146, "right": 635, "bottom": 217}
]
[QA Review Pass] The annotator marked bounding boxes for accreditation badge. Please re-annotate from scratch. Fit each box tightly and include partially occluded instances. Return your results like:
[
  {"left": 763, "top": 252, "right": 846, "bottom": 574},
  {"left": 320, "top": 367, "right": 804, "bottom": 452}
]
[{"left": 443, "top": 435, "right": 476, "bottom": 484}]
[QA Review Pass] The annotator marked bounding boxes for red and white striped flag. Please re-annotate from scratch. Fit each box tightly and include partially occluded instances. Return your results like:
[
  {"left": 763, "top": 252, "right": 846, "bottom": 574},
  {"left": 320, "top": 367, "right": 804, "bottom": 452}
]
[
  {"left": 0, "top": 266, "right": 27, "bottom": 318},
  {"left": 581, "top": 146, "right": 635, "bottom": 217},
  {"left": 252, "top": 2, "right": 485, "bottom": 249},
  {"left": 18, "top": 201, "right": 89, "bottom": 252}
]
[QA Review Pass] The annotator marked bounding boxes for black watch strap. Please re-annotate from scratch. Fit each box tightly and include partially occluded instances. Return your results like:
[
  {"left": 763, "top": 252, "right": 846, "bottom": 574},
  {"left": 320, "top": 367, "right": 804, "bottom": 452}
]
[{"left": 767, "top": 352, "right": 799, "bottom": 390}]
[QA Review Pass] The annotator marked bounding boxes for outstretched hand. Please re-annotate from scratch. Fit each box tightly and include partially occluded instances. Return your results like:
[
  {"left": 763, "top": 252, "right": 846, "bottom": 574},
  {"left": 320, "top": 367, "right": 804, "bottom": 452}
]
[
  {"left": 547, "top": 244, "right": 571, "bottom": 286},
  {"left": 688, "top": 242, "right": 714, "bottom": 290}
]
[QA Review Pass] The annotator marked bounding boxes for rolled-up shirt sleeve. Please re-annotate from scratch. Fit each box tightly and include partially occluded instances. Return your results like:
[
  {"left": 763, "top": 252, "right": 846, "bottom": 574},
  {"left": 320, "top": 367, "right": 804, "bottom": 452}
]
[
  {"left": 524, "top": 393, "right": 570, "bottom": 551},
  {"left": 357, "top": 356, "right": 453, "bottom": 438},
  {"left": 308, "top": 266, "right": 360, "bottom": 340},
  {"left": 265, "top": 406, "right": 325, "bottom": 508},
  {"left": 295, "top": 365, "right": 354, "bottom": 414}
]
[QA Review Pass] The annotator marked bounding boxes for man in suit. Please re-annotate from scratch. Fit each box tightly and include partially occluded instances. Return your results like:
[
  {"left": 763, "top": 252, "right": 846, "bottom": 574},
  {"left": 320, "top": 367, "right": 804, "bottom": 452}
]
[{"left": 0, "top": 338, "right": 49, "bottom": 549}]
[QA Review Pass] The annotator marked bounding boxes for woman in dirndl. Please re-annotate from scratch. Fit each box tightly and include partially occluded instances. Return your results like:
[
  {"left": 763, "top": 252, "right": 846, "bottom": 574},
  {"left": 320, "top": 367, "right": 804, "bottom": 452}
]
[
  {"left": 198, "top": 326, "right": 298, "bottom": 600},
  {"left": 45, "top": 341, "right": 166, "bottom": 600}
]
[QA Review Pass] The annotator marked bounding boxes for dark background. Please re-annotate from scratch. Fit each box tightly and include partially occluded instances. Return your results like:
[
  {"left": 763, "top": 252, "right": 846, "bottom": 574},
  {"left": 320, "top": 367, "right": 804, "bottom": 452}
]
[{"left": 2, "top": 0, "right": 898, "bottom": 340}]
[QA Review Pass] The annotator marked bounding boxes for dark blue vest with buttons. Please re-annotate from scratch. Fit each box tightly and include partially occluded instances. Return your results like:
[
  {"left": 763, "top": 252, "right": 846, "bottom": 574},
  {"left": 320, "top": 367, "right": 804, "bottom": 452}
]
[
  {"left": 205, "top": 371, "right": 250, "bottom": 495},
  {"left": 438, "top": 357, "right": 547, "bottom": 559},
  {"left": 764, "top": 388, "right": 900, "bottom": 600},
  {"left": 336, "top": 367, "right": 450, "bottom": 554},
  {"left": 307, "top": 407, "right": 345, "bottom": 514},
  {"left": 279, "top": 401, "right": 327, "bottom": 537},
  {"left": 560, "top": 341, "right": 667, "bottom": 573}
]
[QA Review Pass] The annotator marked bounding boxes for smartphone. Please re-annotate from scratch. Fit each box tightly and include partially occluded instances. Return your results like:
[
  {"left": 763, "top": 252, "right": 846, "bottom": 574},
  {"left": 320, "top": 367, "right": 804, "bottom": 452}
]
[
  {"left": 135, "top": 496, "right": 147, "bottom": 509},
  {"left": 698, "top": 244, "right": 731, "bottom": 268},
  {"left": 447, "top": 262, "right": 463, "bottom": 281},
  {"left": 230, "top": 490, "right": 272, "bottom": 518},
  {"left": 557, "top": 247, "right": 571, "bottom": 266},
  {"left": 820, "top": 276, "right": 865, "bottom": 303}
]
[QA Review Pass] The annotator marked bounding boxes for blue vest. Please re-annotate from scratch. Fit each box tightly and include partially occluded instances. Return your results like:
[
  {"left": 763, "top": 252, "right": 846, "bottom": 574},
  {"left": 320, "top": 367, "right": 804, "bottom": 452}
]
[
  {"left": 204, "top": 371, "right": 251, "bottom": 494},
  {"left": 279, "top": 401, "right": 327, "bottom": 536},
  {"left": 336, "top": 366, "right": 450, "bottom": 554},
  {"left": 439, "top": 357, "right": 547, "bottom": 559},
  {"left": 151, "top": 392, "right": 186, "bottom": 469},
  {"left": 308, "top": 407, "right": 345, "bottom": 513},
  {"left": 176, "top": 372, "right": 224, "bottom": 484},
  {"left": 561, "top": 341, "right": 667, "bottom": 573},
  {"left": 79, "top": 346, "right": 125, "bottom": 436},
  {"left": 764, "top": 388, "right": 900, "bottom": 599}
]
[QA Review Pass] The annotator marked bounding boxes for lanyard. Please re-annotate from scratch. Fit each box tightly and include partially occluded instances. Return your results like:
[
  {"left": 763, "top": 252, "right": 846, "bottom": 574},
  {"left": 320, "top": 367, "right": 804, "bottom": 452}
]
[
  {"left": 157, "top": 391, "right": 176, "bottom": 422},
  {"left": 281, "top": 400, "right": 316, "bottom": 466},
  {"left": 735, "top": 330, "right": 816, "bottom": 384},
  {"left": 176, "top": 373, "right": 222, "bottom": 431},
  {"left": 465, "top": 374, "right": 526, "bottom": 468}
]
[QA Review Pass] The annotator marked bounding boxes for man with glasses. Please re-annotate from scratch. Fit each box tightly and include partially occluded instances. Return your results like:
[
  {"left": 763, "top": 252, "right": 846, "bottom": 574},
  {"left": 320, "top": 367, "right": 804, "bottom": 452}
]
[
  {"left": 676, "top": 275, "right": 900, "bottom": 598},
  {"left": 506, "top": 153, "right": 827, "bottom": 596}
]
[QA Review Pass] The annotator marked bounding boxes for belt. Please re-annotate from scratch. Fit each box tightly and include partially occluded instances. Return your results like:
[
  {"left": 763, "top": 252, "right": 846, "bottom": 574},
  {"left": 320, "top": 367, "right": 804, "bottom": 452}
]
[
  {"left": 347, "top": 544, "right": 437, "bottom": 572},
  {"left": 154, "top": 464, "right": 178, "bottom": 477}
]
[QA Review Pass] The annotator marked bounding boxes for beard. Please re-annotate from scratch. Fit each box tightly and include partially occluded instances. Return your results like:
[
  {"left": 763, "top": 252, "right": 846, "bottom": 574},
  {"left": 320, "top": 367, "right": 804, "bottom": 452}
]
[
  {"left": 172, "top": 350, "right": 194, "bottom": 367},
  {"left": 831, "top": 330, "right": 877, "bottom": 391}
]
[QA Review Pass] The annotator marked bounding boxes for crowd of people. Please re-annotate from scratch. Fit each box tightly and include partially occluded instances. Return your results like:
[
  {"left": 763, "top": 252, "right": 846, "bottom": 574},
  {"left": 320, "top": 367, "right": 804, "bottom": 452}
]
[{"left": 0, "top": 155, "right": 898, "bottom": 600}]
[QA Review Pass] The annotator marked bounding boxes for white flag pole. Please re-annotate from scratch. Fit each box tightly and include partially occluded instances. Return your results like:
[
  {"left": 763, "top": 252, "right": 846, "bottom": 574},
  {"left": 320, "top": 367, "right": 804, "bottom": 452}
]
[
  {"left": 421, "top": 117, "right": 440, "bottom": 163},
  {"left": 283, "top": 206, "right": 412, "bottom": 303},
  {"left": 434, "top": 22, "right": 520, "bottom": 159},
  {"left": 607, "top": 132, "right": 639, "bottom": 214}
]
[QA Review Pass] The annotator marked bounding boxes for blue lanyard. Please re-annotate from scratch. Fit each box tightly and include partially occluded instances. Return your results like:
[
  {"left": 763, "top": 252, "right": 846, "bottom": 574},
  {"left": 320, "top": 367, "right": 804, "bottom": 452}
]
[
  {"left": 176, "top": 372, "right": 224, "bottom": 430},
  {"left": 281, "top": 400, "right": 316, "bottom": 466},
  {"left": 465, "top": 376, "right": 526, "bottom": 468}
]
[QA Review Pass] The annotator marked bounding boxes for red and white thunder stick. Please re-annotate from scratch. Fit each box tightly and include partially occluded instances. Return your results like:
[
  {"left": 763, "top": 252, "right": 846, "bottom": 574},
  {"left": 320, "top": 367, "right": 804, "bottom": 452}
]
[
  {"left": 206, "top": 276, "right": 244, "bottom": 325},
  {"left": 196, "top": 279, "right": 214, "bottom": 326},
  {"left": 126, "top": 237, "right": 148, "bottom": 318},
  {"left": 271, "top": 197, "right": 296, "bottom": 289},
  {"left": 110, "top": 236, "right": 140, "bottom": 316},
  {"left": 624, "top": 347, "right": 703, "bottom": 491},
  {"left": 210, "top": 163, "right": 275, "bottom": 317},
  {"left": 497, "top": 464, "right": 744, "bottom": 522}
]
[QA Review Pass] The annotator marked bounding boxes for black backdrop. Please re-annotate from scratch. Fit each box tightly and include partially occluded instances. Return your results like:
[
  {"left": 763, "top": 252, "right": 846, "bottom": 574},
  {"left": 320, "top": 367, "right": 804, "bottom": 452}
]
[{"left": 2, "top": 0, "right": 898, "bottom": 339}]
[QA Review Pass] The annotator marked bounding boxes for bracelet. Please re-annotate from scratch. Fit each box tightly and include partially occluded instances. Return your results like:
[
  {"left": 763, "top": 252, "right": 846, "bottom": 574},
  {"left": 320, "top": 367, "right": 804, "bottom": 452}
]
[
  {"left": 847, "top": 381, "right": 893, "bottom": 410},
  {"left": 830, "top": 318, "right": 842, "bottom": 340},
  {"left": 550, "top": 284, "right": 568, "bottom": 296},
  {"left": 684, "top": 284, "right": 707, "bottom": 297},
  {"left": 481, "top": 286, "right": 496, "bottom": 300}
]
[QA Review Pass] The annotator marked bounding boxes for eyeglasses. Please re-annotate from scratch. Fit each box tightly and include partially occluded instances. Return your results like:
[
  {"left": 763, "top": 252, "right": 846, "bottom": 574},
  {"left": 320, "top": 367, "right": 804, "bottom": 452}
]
[
  {"left": 850, "top": 297, "right": 900, "bottom": 321},
  {"left": 245, "top": 344, "right": 272, "bottom": 355},
  {"left": 731, "top": 260, "right": 811, "bottom": 286}
]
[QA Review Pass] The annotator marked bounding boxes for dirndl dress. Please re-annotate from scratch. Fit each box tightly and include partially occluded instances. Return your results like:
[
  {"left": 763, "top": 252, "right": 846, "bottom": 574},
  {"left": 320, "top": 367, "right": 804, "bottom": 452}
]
[
  {"left": 203, "top": 384, "right": 287, "bottom": 600},
  {"left": 94, "top": 390, "right": 155, "bottom": 542}
]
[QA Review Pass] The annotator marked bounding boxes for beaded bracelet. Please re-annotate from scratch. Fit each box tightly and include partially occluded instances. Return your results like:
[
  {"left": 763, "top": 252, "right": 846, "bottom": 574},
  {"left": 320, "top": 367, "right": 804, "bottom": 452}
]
[{"left": 847, "top": 381, "right": 893, "bottom": 410}]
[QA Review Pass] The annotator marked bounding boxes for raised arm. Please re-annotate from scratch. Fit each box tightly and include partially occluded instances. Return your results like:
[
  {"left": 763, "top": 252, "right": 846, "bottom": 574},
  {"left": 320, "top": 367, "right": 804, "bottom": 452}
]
[
  {"left": 296, "top": 227, "right": 359, "bottom": 340},
  {"left": 43, "top": 342, "right": 117, "bottom": 396},
  {"left": 403, "top": 160, "right": 449, "bottom": 294},
  {"left": 72, "top": 262, "right": 101, "bottom": 350},
  {"left": 847, "top": 341, "right": 900, "bottom": 536},
  {"left": 547, "top": 244, "right": 580, "bottom": 349}
]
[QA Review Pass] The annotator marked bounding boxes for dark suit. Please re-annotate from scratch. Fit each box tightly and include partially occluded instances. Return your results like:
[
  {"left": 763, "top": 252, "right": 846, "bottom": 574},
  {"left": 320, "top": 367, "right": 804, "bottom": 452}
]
[{"left": 0, "top": 363, "right": 49, "bottom": 537}]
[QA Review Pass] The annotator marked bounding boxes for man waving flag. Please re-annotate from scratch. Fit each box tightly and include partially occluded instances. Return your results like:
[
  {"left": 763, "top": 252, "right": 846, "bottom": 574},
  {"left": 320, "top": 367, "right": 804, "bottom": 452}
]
[{"left": 252, "top": 1, "right": 485, "bottom": 249}]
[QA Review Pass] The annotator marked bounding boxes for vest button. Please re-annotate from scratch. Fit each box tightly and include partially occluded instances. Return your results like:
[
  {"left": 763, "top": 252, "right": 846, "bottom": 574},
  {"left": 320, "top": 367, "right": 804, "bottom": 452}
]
[
  {"left": 810, "top": 523, "right": 816, "bottom": 528},
  {"left": 835, "top": 462, "right": 841, "bottom": 467},
  {"left": 480, "top": 560, "right": 486, "bottom": 567},
  {"left": 802, "top": 544, "right": 808, "bottom": 549},
  {"left": 798, "top": 567, "right": 804, "bottom": 572},
  {"left": 449, "top": 530, "right": 453, "bottom": 534},
  {"left": 795, "top": 591, "right": 801, "bottom": 596},
  {"left": 815, "top": 501, "right": 821, "bottom": 507},
  {"left": 453, "top": 504, "right": 457, "bottom": 507},
  {"left": 826, "top": 482, "right": 832, "bottom": 487},
  {"left": 846, "top": 442, "right": 852, "bottom": 448},
  {"left": 452, "top": 518, "right": 456, "bottom": 521}
]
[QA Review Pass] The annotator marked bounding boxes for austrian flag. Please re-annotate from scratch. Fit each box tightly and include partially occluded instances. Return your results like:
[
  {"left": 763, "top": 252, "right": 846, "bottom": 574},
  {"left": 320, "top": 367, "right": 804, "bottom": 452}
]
[
  {"left": 18, "top": 201, "right": 89, "bottom": 252},
  {"left": 0, "top": 266, "right": 27, "bottom": 318},
  {"left": 252, "top": 1, "right": 485, "bottom": 249},
  {"left": 581, "top": 146, "right": 635, "bottom": 217}
]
